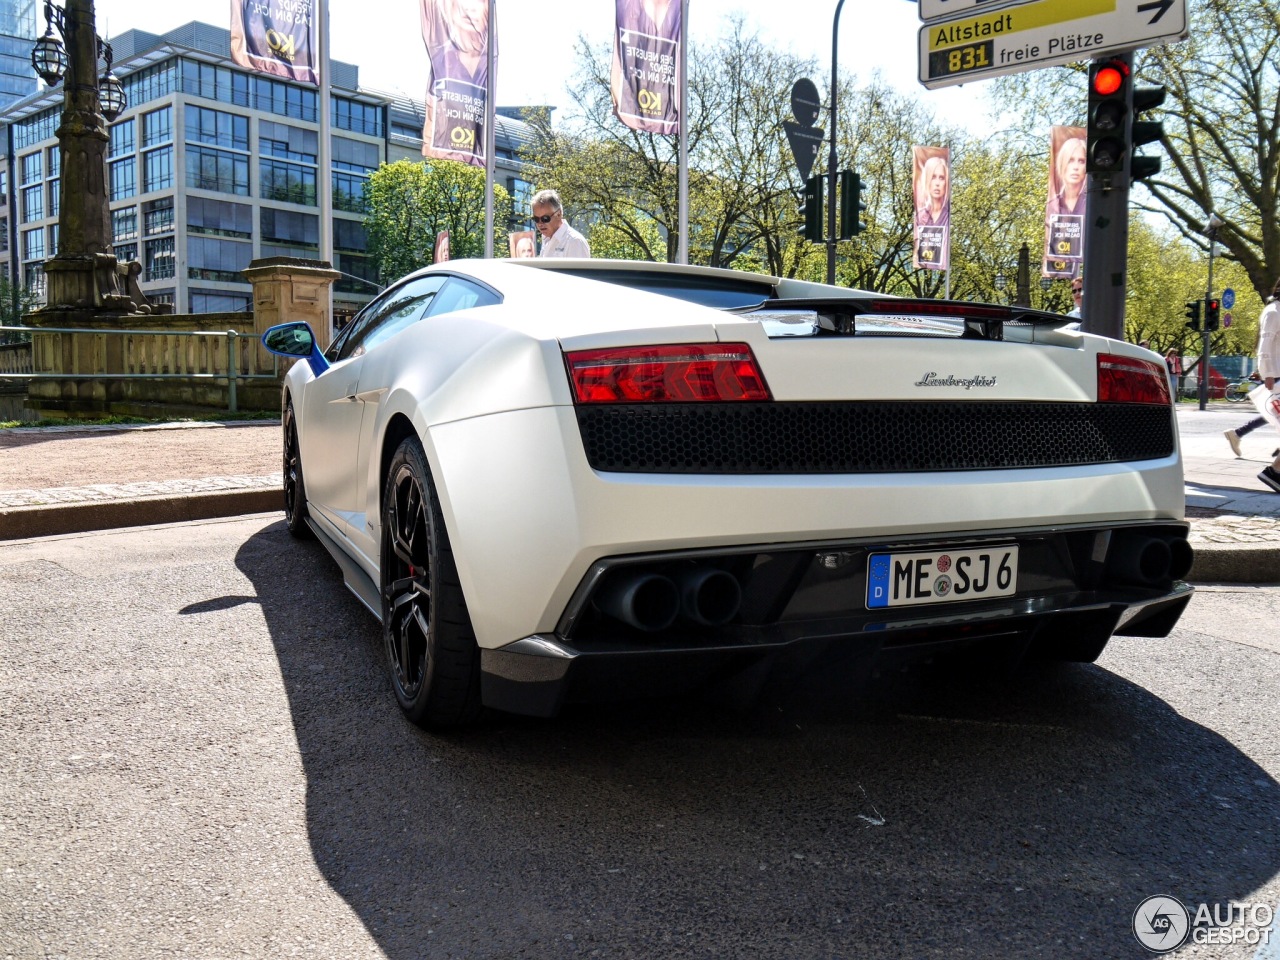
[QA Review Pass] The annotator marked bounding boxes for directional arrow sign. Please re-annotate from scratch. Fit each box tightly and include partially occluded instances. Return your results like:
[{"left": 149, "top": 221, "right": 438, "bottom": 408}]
[{"left": 918, "top": 0, "right": 1187, "bottom": 90}]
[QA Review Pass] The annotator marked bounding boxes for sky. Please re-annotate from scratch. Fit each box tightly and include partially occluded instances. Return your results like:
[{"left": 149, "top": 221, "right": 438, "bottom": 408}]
[{"left": 90, "top": 0, "right": 1001, "bottom": 136}]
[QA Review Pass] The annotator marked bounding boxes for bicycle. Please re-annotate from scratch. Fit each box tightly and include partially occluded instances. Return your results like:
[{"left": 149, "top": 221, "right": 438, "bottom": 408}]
[{"left": 1224, "top": 374, "right": 1261, "bottom": 403}]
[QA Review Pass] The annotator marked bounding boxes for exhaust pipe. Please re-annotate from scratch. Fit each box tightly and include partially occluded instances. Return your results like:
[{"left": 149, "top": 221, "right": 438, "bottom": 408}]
[
  {"left": 596, "top": 572, "right": 680, "bottom": 632},
  {"left": 1166, "top": 537, "right": 1194, "bottom": 580},
  {"left": 1108, "top": 535, "right": 1171, "bottom": 586},
  {"left": 674, "top": 567, "right": 742, "bottom": 626}
]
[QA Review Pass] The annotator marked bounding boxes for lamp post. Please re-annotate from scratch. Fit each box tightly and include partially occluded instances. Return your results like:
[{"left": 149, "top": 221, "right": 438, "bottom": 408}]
[{"left": 30, "top": 0, "right": 137, "bottom": 315}]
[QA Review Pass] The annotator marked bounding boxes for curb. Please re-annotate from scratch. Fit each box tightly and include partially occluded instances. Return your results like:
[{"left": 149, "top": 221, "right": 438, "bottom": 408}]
[
  {"left": 0, "top": 487, "right": 280, "bottom": 540},
  {"left": 1186, "top": 541, "right": 1280, "bottom": 584}
]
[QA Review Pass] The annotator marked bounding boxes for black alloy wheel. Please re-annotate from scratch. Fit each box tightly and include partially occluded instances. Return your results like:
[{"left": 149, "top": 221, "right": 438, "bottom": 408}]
[
  {"left": 282, "top": 400, "right": 312, "bottom": 539},
  {"left": 380, "top": 435, "right": 481, "bottom": 729}
]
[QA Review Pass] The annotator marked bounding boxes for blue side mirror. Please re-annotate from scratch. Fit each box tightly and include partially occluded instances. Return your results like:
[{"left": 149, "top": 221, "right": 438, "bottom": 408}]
[{"left": 262, "top": 322, "right": 330, "bottom": 376}]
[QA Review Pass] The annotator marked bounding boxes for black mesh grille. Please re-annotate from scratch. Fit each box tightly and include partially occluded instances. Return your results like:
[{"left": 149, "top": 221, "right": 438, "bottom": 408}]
[{"left": 575, "top": 402, "right": 1175, "bottom": 474}]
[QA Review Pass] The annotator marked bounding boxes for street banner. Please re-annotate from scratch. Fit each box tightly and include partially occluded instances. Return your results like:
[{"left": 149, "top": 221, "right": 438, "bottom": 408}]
[
  {"left": 420, "top": 0, "right": 493, "bottom": 167},
  {"left": 1043, "top": 125, "right": 1086, "bottom": 279},
  {"left": 434, "top": 230, "right": 450, "bottom": 263},
  {"left": 611, "top": 0, "right": 681, "bottom": 135},
  {"left": 230, "top": 0, "right": 319, "bottom": 85},
  {"left": 509, "top": 230, "right": 536, "bottom": 259},
  {"left": 912, "top": 145, "right": 950, "bottom": 272}
]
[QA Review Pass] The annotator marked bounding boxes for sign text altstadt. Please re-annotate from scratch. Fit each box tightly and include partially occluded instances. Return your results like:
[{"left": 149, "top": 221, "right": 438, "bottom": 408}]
[{"left": 918, "top": 0, "right": 1187, "bottom": 90}]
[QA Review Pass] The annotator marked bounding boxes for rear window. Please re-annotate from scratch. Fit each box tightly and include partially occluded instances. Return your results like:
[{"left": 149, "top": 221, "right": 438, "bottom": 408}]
[{"left": 555, "top": 267, "right": 776, "bottom": 310}]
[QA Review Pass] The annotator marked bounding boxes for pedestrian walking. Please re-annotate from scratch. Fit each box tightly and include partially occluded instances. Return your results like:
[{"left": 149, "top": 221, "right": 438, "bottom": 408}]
[
  {"left": 531, "top": 189, "right": 590, "bottom": 258},
  {"left": 1063, "top": 276, "right": 1082, "bottom": 331},
  {"left": 1225, "top": 276, "right": 1280, "bottom": 491}
]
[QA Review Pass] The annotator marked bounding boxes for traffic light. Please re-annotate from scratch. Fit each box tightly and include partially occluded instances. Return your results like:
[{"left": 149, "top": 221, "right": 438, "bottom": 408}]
[
  {"left": 1130, "top": 84, "right": 1166, "bottom": 182},
  {"left": 1087, "top": 58, "right": 1130, "bottom": 173},
  {"left": 1205, "top": 296, "right": 1221, "bottom": 331},
  {"left": 799, "top": 174, "right": 822, "bottom": 243},
  {"left": 1184, "top": 300, "right": 1201, "bottom": 332},
  {"left": 839, "top": 169, "right": 867, "bottom": 239}
]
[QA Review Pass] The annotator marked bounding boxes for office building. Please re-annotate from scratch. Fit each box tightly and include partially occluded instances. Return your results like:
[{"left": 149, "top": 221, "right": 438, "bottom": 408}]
[{"left": 0, "top": 20, "right": 535, "bottom": 322}]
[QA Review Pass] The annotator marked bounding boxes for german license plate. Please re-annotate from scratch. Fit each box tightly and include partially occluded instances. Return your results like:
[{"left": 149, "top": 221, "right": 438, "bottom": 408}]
[{"left": 866, "top": 545, "right": 1018, "bottom": 609}]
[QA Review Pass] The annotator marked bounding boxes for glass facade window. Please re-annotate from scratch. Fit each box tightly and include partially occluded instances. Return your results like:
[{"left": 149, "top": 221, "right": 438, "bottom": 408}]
[
  {"left": 335, "top": 253, "right": 378, "bottom": 294},
  {"left": 24, "top": 262, "right": 45, "bottom": 298},
  {"left": 109, "top": 158, "right": 136, "bottom": 201},
  {"left": 251, "top": 75, "right": 317, "bottom": 121},
  {"left": 19, "top": 151, "right": 40, "bottom": 185},
  {"left": 48, "top": 222, "right": 57, "bottom": 251},
  {"left": 47, "top": 178, "right": 58, "bottom": 218},
  {"left": 260, "top": 120, "right": 318, "bottom": 162},
  {"left": 332, "top": 96, "right": 384, "bottom": 136},
  {"left": 181, "top": 59, "right": 250, "bottom": 108},
  {"left": 332, "top": 171, "right": 368, "bottom": 213},
  {"left": 142, "top": 146, "right": 173, "bottom": 193},
  {"left": 190, "top": 290, "right": 251, "bottom": 314},
  {"left": 187, "top": 236, "right": 252, "bottom": 282},
  {"left": 114, "top": 242, "right": 138, "bottom": 263},
  {"left": 109, "top": 118, "right": 135, "bottom": 158},
  {"left": 333, "top": 218, "right": 368, "bottom": 252},
  {"left": 260, "top": 158, "right": 316, "bottom": 206},
  {"left": 21, "top": 226, "right": 43, "bottom": 261},
  {"left": 188, "top": 197, "right": 252, "bottom": 239},
  {"left": 186, "top": 145, "right": 250, "bottom": 196},
  {"left": 142, "top": 106, "right": 173, "bottom": 148},
  {"left": 186, "top": 106, "right": 249, "bottom": 151},
  {"left": 143, "top": 197, "right": 174, "bottom": 236},
  {"left": 47, "top": 145, "right": 60, "bottom": 177},
  {"left": 112, "top": 208, "right": 138, "bottom": 242},
  {"left": 260, "top": 208, "right": 319, "bottom": 258},
  {"left": 0, "top": 169, "right": 7, "bottom": 205},
  {"left": 20, "top": 184, "right": 41, "bottom": 222},
  {"left": 14, "top": 108, "right": 57, "bottom": 150},
  {"left": 121, "top": 60, "right": 179, "bottom": 111},
  {"left": 0, "top": 218, "right": 7, "bottom": 253},
  {"left": 144, "top": 236, "right": 176, "bottom": 281}
]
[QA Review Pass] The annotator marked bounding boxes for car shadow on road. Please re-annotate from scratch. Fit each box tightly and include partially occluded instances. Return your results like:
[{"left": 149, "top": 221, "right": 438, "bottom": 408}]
[{"left": 237, "top": 521, "right": 1280, "bottom": 960}]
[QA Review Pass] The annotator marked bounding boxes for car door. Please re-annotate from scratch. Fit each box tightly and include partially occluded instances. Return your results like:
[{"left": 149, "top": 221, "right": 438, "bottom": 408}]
[
  {"left": 346, "top": 276, "right": 501, "bottom": 562},
  {"left": 301, "top": 276, "right": 442, "bottom": 539}
]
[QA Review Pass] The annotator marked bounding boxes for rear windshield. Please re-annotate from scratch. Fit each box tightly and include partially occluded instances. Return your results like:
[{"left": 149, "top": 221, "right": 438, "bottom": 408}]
[{"left": 554, "top": 267, "right": 776, "bottom": 310}]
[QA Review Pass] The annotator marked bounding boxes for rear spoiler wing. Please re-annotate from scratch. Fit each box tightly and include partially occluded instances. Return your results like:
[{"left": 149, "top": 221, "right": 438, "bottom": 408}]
[{"left": 733, "top": 298, "right": 1071, "bottom": 342}]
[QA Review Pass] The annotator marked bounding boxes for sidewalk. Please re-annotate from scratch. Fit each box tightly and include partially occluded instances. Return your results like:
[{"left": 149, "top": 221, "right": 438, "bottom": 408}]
[{"left": 1, "top": 414, "right": 1278, "bottom": 583}]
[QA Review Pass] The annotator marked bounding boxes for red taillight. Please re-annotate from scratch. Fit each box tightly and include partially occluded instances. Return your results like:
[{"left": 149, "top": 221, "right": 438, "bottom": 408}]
[
  {"left": 565, "top": 342, "right": 771, "bottom": 403},
  {"left": 1097, "top": 353, "right": 1171, "bottom": 405}
]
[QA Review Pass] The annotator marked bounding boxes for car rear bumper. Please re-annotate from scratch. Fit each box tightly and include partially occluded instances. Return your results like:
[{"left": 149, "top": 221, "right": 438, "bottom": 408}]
[{"left": 478, "top": 521, "right": 1194, "bottom": 717}]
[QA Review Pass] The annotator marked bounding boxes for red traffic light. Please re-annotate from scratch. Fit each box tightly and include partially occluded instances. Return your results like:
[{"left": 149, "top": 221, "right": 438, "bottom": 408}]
[{"left": 1092, "top": 63, "right": 1127, "bottom": 96}]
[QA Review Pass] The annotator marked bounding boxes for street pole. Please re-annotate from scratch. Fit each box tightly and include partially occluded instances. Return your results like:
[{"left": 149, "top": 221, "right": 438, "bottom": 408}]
[
  {"left": 1081, "top": 52, "right": 1133, "bottom": 342},
  {"left": 826, "top": 0, "right": 845, "bottom": 285},
  {"left": 1199, "top": 217, "right": 1220, "bottom": 411}
]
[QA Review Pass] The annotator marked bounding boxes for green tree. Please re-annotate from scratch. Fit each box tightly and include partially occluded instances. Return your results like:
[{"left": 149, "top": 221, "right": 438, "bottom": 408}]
[
  {"left": 364, "top": 158, "right": 512, "bottom": 281},
  {"left": 0, "top": 276, "right": 40, "bottom": 343}
]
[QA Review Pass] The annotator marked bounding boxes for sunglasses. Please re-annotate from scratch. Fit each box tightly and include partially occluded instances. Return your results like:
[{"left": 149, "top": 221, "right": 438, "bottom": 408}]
[{"left": 532, "top": 212, "right": 559, "bottom": 224}]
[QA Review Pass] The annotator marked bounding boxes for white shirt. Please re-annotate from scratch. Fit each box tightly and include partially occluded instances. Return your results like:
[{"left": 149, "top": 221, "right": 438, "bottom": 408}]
[
  {"left": 1258, "top": 299, "right": 1280, "bottom": 380},
  {"left": 539, "top": 220, "right": 591, "bottom": 258}
]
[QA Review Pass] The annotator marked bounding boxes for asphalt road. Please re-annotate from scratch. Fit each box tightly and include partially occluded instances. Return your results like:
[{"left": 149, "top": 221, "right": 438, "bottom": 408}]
[{"left": 2, "top": 516, "right": 1279, "bottom": 960}]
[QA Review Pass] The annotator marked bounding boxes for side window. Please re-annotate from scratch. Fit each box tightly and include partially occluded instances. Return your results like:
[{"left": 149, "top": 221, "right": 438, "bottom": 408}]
[
  {"left": 334, "top": 275, "right": 445, "bottom": 361},
  {"left": 425, "top": 277, "right": 501, "bottom": 318}
]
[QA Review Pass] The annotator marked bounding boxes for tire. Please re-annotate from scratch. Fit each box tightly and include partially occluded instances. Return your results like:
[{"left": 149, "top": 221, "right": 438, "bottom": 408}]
[
  {"left": 282, "top": 401, "right": 313, "bottom": 539},
  {"left": 380, "top": 435, "right": 482, "bottom": 729}
]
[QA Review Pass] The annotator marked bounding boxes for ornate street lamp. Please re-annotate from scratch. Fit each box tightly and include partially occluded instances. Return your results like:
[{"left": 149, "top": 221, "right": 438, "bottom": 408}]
[{"left": 29, "top": 0, "right": 140, "bottom": 314}]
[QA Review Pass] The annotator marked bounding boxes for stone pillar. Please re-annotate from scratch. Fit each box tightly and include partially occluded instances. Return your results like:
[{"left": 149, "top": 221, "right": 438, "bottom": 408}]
[{"left": 243, "top": 257, "right": 343, "bottom": 368}]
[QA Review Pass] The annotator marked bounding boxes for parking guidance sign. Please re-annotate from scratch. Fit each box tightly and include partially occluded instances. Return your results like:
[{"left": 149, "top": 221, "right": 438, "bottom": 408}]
[{"left": 918, "top": 0, "right": 1188, "bottom": 90}]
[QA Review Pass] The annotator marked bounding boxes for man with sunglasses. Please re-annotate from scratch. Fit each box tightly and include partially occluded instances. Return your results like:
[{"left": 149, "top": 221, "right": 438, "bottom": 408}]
[
  {"left": 530, "top": 189, "right": 591, "bottom": 258},
  {"left": 1062, "top": 276, "right": 1083, "bottom": 331}
]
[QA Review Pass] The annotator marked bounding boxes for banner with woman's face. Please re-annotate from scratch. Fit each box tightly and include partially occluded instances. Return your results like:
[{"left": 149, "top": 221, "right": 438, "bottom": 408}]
[
  {"left": 611, "top": 0, "right": 681, "bottom": 135},
  {"left": 1043, "top": 125, "right": 1087, "bottom": 279},
  {"left": 912, "top": 145, "right": 950, "bottom": 272},
  {"left": 230, "top": 0, "right": 319, "bottom": 85},
  {"left": 420, "top": 0, "right": 493, "bottom": 167}
]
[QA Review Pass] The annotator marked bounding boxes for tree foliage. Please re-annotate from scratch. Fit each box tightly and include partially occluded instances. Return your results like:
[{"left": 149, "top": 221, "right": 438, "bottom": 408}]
[{"left": 364, "top": 158, "right": 512, "bottom": 281}]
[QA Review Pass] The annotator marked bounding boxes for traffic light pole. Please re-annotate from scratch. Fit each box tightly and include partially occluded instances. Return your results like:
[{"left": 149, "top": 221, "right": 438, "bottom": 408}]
[
  {"left": 826, "top": 0, "right": 846, "bottom": 285},
  {"left": 1199, "top": 222, "right": 1219, "bottom": 411},
  {"left": 1081, "top": 52, "right": 1133, "bottom": 343}
]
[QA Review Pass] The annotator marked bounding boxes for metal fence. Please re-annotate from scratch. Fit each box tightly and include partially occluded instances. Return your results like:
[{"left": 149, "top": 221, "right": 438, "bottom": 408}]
[{"left": 0, "top": 325, "right": 278, "bottom": 413}]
